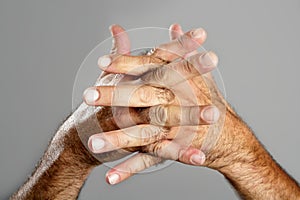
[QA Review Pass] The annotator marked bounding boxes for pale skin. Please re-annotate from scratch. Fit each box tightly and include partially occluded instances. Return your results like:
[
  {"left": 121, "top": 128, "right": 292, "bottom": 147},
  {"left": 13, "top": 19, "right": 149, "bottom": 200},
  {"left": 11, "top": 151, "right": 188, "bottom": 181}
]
[{"left": 11, "top": 24, "right": 300, "bottom": 200}]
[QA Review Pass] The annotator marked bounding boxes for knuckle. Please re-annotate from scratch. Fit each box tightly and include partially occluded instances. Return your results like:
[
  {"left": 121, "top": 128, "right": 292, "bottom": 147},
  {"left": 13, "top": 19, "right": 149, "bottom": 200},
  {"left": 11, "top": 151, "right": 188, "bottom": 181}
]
[
  {"left": 150, "top": 143, "right": 162, "bottom": 157},
  {"left": 140, "top": 125, "right": 166, "bottom": 145},
  {"left": 186, "top": 106, "right": 201, "bottom": 125},
  {"left": 142, "top": 67, "right": 167, "bottom": 84},
  {"left": 182, "top": 60, "right": 195, "bottom": 74},
  {"left": 177, "top": 36, "right": 185, "bottom": 48},
  {"left": 149, "top": 55, "right": 165, "bottom": 64},
  {"left": 140, "top": 154, "right": 162, "bottom": 168},
  {"left": 155, "top": 87, "right": 175, "bottom": 104},
  {"left": 119, "top": 55, "right": 128, "bottom": 65},
  {"left": 142, "top": 140, "right": 168, "bottom": 157},
  {"left": 140, "top": 126, "right": 153, "bottom": 145},
  {"left": 136, "top": 86, "right": 175, "bottom": 106},
  {"left": 136, "top": 85, "right": 153, "bottom": 105},
  {"left": 177, "top": 35, "right": 195, "bottom": 51},
  {"left": 149, "top": 105, "right": 168, "bottom": 126}
]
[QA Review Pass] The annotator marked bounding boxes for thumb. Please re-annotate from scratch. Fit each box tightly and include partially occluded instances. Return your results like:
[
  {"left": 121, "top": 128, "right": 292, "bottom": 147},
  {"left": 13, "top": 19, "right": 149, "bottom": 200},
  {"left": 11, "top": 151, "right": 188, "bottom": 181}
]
[{"left": 110, "top": 24, "right": 131, "bottom": 55}]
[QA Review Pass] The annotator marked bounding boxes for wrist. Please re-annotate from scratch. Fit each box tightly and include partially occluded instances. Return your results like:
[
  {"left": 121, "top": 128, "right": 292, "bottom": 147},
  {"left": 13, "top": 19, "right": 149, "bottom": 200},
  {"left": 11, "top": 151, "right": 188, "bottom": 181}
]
[
  {"left": 204, "top": 108, "right": 300, "bottom": 199},
  {"left": 61, "top": 125, "right": 101, "bottom": 167},
  {"left": 204, "top": 108, "right": 258, "bottom": 170}
]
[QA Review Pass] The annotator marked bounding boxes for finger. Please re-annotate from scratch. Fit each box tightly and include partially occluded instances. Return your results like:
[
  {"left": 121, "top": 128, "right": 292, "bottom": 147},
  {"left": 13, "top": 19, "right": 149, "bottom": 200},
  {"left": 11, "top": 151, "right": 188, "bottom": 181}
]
[
  {"left": 152, "top": 28, "right": 207, "bottom": 61},
  {"left": 168, "top": 24, "right": 199, "bottom": 59},
  {"left": 141, "top": 51, "right": 218, "bottom": 87},
  {"left": 169, "top": 23, "right": 184, "bottom": 40},
  {"left": 105, "top": 153, "right": 163, "bottom": 185},
  {"left": 142, "top": 140, "right": 206, "bottom": 165},
  {"left": 99, "top": 25, "right": 131, "bottom": 79},
  {"left": 105, "top": 142, "right": 206, "bottom": 185},
  {"left": 99, "top": 104, "right": 219, "bottom": 137},
  {"left": 83, "top": 85, "right": 175, "bottom": 107},
  {"left": 87, "top": 105, "right": 219, "bottom": 154},
  {"left": 87, "top": 125, "right": 168, "bottom": 154},
  {"left": 110, "top": 24, "right": 131, "bottom": 55},
  {"left": 97, "top": 54, "right": 164, "bottom": 76},
  {"left": 145, "top": 105, "right": 220, "bottom": 127},
  {"left": 97, "top": 28, "right": 207, "bottom": 75}
]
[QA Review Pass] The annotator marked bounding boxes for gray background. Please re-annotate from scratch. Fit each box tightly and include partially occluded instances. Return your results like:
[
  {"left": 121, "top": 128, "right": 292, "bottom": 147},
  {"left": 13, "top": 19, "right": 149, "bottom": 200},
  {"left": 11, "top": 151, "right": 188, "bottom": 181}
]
[{"left": 0, "top": 0, "right": 299, "bottom": 199}]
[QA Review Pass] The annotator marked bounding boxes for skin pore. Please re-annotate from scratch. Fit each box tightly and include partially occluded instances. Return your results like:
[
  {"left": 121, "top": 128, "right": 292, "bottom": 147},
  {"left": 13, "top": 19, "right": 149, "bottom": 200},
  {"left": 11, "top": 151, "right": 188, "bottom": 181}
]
[{"left": 11, "top": 24, "right": 300, "bottom": 200}]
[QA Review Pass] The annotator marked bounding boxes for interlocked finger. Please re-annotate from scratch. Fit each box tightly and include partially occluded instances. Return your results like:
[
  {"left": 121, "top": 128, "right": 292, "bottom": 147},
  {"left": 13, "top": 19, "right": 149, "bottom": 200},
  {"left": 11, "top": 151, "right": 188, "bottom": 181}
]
[
  {"left": 143, "top": 105, "right": 220, "bottom": 127},
  {"left": 87, "top": 105, "right": 219, "bottom": 154},
  {"left": 141, "top": 140, "right": 205, "bottom": 165},
  {"left": 141, "top": 51, "right": 218, "bottom": 87},
  {"left": 169, "top": 23, "right": 184, "bottom": 40},
  {"left": 152, "top": 28, "right": 207, "bottom": 61},
  {"left": 88, "top": 125, "right": 168, "bottom": 154},
  {"left": 105, "top": 153, "right": 163, "bottom": 185},
  {"left": 97, "top": 28, "right": 207, "bottom": 75},
  {"left": 83, "top": 85, "right": 175, "bottom": 107},
  {"left": 104, "top": 140, "right": 206, "bottom": 185}
]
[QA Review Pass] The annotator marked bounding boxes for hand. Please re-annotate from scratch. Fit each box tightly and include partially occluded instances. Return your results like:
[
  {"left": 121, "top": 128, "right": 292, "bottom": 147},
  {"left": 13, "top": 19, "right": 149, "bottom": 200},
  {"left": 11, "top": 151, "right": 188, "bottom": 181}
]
[
  {"left": 84, "top": 24, "right": 225, "bottom": 184},
  {"left": 79, "top": 24, "right": 214, "bottom": 166},
  {"left": 85, "top": 25, "right": 300, "bottom": 200}
]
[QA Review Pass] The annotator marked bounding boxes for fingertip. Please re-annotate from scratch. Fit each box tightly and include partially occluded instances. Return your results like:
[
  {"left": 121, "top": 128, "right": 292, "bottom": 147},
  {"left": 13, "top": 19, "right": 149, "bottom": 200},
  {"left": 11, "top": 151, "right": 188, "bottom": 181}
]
[
  {"left": 169, "top": 23, "right": 182, "bottom": 31},
  {"left": 109, "top": 24, "right": 131, "bottom": 55},
  {"left": 199, "top": 51, "right": 218, "bottom": 69},
  {"left": 187, "top": 28, "right": 207, "bottom": 46},
  {"left": 190, "top": 28, "right": 207, "bottom": 39},
  {"left": 106, "top": 173, "right": 121, "bottom": 185},
  {"left": 169, "top": 23, "right": 183, "bottom": 40},
  {"left": 88, "top": 136, "right": 105, "bottom": 153},
  {"left": 109, "top": 24, "right": 116, "bottom": 32},
  {"left": 201, "top": 106, "right": 220, "bottom": 124},
  {"left": 109, "top": 24, "right": 125, "bottom": 34},
  {"left": 209, "top": 51, "right": 219, "bottom": 65},
  {"left": 98, "top": 55, "right": 112, "bottom": 69},
  {"left": 196, "top": 51, "right": 219, "bottom": 73},
  {"left": 179, "top": 147, "right": 206, "bottom": 166},
  {"left": 190, "top": 151, "right": 206, "bottom": 165},
  {"left": 83, "top": 87, "right": 101, "bottom": 105}
]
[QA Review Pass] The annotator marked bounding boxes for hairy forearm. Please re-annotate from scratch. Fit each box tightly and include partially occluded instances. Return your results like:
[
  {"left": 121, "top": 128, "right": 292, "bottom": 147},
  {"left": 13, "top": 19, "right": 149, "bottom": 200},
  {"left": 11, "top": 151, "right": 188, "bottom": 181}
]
[
  {"left": 11, "top": 100, "right": 141, "bottom": 199},
  {"left": 212, "top": 111, "right": 300, "bottom": 199},
  {"left": 11, "top": 135, "right": 96, "bottom": 199},
  {"left": 178, "top": 76, "right": 300, "bottom": 198},
  {"left": 224, "top": 149, "right": 300, "bottom": 200},
  {"left": 11, "top": 105, "right": 101, "bottom": 200}
]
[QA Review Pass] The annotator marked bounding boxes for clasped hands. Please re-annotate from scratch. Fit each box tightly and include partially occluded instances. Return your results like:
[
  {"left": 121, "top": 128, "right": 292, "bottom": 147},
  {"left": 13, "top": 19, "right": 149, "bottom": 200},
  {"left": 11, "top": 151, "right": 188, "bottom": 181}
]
[{"left": 83, "top": 24, "right": 225, "bottom": 185}]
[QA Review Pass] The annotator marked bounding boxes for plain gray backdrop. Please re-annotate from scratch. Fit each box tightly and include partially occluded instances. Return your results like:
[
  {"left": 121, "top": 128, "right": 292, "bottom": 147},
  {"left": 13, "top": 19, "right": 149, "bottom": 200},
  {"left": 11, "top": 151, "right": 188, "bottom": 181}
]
[{"left": 0, "top": 0, "right": 299, "bottom": 199}]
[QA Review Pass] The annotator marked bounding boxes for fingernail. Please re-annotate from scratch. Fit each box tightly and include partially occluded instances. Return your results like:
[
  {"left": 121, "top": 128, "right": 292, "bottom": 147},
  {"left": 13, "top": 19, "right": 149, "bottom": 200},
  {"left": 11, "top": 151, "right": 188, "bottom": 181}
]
[
  {"left": 199, "top": 51, "right": 218, "bottom": 68},
  {"left": 98, "top": 55, "right": 111, "bottom": 68},
  {"left": 83, "top": 88, "right": 100, "bottom": 104},
  {"left": 190, "top": 152, "right": 206, "bottom": 165},
  {"left": 90, "top": 138, "right": 105, "bottom": 152},
  {"left": 191, "top": 28, "right": 205, "bottom": 38},
  {"left": 107, "top": 173, "right": 120, "bottom": 185},
  {"left": 201, "top": 106, "right": 220, "bottom": 123}
]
